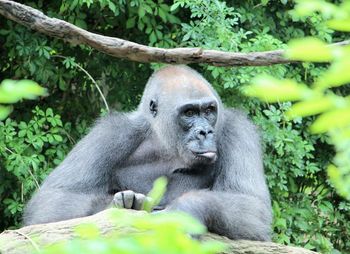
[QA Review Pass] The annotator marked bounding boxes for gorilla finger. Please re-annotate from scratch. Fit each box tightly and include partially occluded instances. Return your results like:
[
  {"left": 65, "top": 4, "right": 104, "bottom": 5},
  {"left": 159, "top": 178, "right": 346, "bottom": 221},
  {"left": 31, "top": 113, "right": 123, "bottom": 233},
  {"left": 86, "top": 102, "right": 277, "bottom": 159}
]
[
  {"left": 121, "top": 190, "right": 135, "bottom": 209},
  {"left": 132, "top": 193, "right": 146, "bottom": 210},
  {"left": 113, "top": 192, "right": 124, "bottom": 208}
]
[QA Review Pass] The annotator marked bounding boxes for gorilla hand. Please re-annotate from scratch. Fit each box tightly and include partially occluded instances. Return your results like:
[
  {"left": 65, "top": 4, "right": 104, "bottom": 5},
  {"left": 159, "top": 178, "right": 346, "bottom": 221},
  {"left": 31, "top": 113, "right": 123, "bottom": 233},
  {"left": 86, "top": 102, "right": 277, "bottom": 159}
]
[{"left": 112, "top": 190, "right": 151, "bottom": 210}]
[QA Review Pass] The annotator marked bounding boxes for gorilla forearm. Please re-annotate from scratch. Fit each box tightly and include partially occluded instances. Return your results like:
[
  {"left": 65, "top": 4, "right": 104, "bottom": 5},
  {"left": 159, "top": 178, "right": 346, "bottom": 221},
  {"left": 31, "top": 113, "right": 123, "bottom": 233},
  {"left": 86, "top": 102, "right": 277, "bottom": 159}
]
[
  {"left": 167, "top": 191, "right": 271, "bottom": 241},
  {"left": 23, "top": 113, "right": 150, "bottom": 225},
  {"left": 23, "top": 189, "right": 112, "bottom": 225},
  {"left": 41, "top": 113, "right": 149, "bottom": 190}
]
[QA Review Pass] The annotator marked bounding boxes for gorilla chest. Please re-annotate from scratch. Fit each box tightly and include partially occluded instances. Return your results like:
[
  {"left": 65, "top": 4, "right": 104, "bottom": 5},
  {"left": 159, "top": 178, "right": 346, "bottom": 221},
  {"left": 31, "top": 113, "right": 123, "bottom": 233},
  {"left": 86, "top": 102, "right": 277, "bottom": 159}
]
[
  {"left": 111, "top": 135, "right": 215, "bottom": 206},
  {"left": 113, "top": 161, "right": 214, "bottom": 206}
]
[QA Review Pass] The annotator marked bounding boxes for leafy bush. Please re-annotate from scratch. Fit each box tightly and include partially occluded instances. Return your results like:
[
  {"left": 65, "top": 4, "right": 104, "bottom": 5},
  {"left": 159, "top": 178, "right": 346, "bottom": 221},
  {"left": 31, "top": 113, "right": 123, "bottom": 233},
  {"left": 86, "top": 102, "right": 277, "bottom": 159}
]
[{"left": 0, "top": 107, "right": 88, "bottom": 229}]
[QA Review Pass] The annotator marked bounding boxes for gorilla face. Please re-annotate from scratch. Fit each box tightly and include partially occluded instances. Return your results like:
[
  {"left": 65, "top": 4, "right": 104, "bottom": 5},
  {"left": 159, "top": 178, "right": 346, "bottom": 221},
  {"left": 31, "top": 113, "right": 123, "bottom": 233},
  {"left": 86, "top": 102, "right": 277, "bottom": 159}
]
[
  {"left": 177, "top": 97, "right": 218, "bottom": 165},
  {"left": 141, "top": 65, "right": 222, "bottom": 167}
]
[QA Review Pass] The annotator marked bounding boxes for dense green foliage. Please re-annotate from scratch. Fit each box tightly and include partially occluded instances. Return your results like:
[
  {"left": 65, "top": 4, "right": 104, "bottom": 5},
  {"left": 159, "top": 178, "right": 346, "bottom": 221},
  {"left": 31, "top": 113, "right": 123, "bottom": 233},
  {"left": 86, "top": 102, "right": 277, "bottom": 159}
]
[{"left": 0, "top": 0, "right": 349, "bottom": 253}]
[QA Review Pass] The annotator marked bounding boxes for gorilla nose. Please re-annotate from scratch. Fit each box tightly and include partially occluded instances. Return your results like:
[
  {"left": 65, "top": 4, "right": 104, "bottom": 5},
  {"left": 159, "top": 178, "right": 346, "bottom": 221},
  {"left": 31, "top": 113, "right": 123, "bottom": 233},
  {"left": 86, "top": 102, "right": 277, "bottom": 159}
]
[{"left": 195, "top": 128, "right": 213, "bottom": 140}]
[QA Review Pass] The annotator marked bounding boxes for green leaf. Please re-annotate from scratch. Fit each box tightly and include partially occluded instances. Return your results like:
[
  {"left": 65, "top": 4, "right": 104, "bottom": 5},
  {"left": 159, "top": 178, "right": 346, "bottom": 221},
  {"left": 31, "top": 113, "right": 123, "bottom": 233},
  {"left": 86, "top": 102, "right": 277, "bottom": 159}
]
[
  {"left": 275, "top": 217, "right": 287, "bottom": 229},
  {"left": 316, "top": 59, "right": 350, "bottom": 89},
  {"left": 18, "top": 130, "right": 26, "bottom": 138},
  {"left": 286, "top": 96, "right": 337, "bottom": 118},
  {"left": 75, "top": 223, "right": 100, "bottom": 239},
  {"left": 244, "top": 75, "right": 312, "bottom": 102},
  {"left": 143, "top": 177, "right": 167, "bottom": 212},
  {"left": 310, "top": 108, "right": 350, "bottom": 133},
  {"left": 158, "top": 7, "right": 167, "bottom": 22},
  {"left": 327, "top": 164, "right": 350, "bottom": 199},
  {"left": 70, "top": 0, "right": 79, "bottom": 10},
  {"left": 75, "top": 19, "right": 87, "bottom": 30},
  {"left": 285, "top": 37, "right": 333, "bottom": 62},
  {"left": 53, "top": 134, "right": 63, "bottom": 142},
  {"left": 144, "top": 5, "right": 153, "bottom": 14},
  {"left": 17, "top": 80, "right": 47, "bottom": 98},
  {"left": 138, "top": 7, "right": 146, "bottom": 18},
  {"left": 149, "top": 31, "right": 157, "bottom": 44},
  {"left": 170, "top": 2, "right": 181, "bottom": 11},
  {"left": 46, "top": 108, "right": 54, "bottom": 117},
  {"left": 0, "top": 79, "right": 47, "bottom": 103},
  {"left": 294, "top": 1, "right": 337, "bottom": 18},
  {"left": 108, "top": 1, "right": 117, "bottom": 14},
  {"left": 0, "top": 105, "right": 13, "bottom": 120},
  {"left": 327, "top": 19, "right": 350, "bottom": 32},
  {"left": 126, "top": 17, "right": 136, "bottom": 29},
  {"left": 147, "top": 211, "right": 207, "bottom": 234},
  {"left": 261, "top": 0, "right": 269, "bottom": 6}
]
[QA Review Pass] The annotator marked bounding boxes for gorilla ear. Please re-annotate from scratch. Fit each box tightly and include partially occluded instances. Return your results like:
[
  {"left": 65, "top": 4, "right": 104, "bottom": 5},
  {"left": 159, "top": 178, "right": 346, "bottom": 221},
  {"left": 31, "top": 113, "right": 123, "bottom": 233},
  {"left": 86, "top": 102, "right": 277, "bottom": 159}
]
[{"left": 149, "top": 99, "right": 158, "bottom": 117}]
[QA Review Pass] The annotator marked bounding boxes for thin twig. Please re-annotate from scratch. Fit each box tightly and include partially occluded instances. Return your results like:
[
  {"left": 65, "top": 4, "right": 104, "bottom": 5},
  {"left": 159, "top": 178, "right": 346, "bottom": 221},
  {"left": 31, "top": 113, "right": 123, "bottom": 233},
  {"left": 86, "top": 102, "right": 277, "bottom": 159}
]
[
  {"left": 74, "top": 63, "right": 110, "bottom": 112},
  {"left": 4, "top": 147, "right": 40, "bottom": 189},
  {"left": 52, "top": 55, "right": 110, "bottom": 112},
  {"left": 15, "top": 230, "right": 40, "bottom": 253}
]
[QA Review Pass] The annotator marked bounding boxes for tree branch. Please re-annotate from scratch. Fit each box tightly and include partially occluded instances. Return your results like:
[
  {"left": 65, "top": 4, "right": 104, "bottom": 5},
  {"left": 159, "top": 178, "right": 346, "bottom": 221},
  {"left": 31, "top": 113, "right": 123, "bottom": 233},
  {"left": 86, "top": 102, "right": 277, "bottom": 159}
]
[
  {"left": 0, "top": 209, "right": 318, "bottom": 254},
  {"left": 0, "top": 0, "right": 348, "bottom": 67}
]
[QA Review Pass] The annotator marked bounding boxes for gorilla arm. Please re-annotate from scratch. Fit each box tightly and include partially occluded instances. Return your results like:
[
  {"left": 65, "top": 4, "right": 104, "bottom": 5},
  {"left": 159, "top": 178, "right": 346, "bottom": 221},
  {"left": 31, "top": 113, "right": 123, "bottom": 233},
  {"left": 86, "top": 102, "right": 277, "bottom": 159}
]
[
  {"left": 23, "top": 112, "right": 150, "bottom": 225},
  {"left": 167, "top": 109, "right": 272, "bottom": 241}
]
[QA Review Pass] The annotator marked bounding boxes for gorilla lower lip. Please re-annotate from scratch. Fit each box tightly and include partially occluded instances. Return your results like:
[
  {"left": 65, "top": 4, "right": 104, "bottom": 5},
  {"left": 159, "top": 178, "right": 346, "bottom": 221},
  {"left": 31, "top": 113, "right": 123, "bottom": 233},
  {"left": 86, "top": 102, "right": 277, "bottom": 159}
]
[{"left": 196, "top": 152, "right": 216, "bottom": 160}]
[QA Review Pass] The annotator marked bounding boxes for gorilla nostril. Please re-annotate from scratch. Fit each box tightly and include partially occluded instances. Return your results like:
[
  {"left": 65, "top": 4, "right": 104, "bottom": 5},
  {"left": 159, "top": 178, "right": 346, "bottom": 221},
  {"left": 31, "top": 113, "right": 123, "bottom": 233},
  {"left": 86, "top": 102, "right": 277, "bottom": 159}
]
[
  {"left": 199, "top": 130, "right": 206, "bottom": 136},
  {"left": 208, "top": 130, "right": 213, "bottom": 134},
  {"left": 195, "top": 129, "right": 206, "bottom": 139}
]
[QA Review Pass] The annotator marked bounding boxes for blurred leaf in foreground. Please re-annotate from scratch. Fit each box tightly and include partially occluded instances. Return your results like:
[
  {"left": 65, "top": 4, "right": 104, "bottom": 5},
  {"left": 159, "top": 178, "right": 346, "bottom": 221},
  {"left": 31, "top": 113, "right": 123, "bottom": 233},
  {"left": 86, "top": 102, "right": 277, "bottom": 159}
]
[
  {"left": 285, "top": 37, "right": 334, "bottom": 62},
  {"left": 316, "top": 58, "right": 350, "bottom": 89},
  {"left": 286, "top": 96, "right": 340, "bottom": 119},
  {"left": 244, "top": 0, "right": 350, "bottom": 202},
  {"left": 244, "top": 75, "right": 312, "bottom": 102},
  {"left": 310, "top": 108, "right": 350, "bottom": 133},
  {"left": 327, "top": 19, "right": 350, "bottom": 32},
  {"left": 0, "top": 105, "right": 13, "bottom": 120},
  {"left": 143, "top": 176, "right": 168, "bottom": 212},
  {"left": 0, "top": 79, "right": 47, "bottom": 120}
]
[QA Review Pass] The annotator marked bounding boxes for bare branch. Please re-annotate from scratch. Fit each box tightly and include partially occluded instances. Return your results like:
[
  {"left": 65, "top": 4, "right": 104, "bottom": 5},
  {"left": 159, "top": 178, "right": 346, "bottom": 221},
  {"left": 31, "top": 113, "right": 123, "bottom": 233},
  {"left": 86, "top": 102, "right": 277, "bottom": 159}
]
[{"left": 0, "top": 0, "right": 349, "bottom": 67}]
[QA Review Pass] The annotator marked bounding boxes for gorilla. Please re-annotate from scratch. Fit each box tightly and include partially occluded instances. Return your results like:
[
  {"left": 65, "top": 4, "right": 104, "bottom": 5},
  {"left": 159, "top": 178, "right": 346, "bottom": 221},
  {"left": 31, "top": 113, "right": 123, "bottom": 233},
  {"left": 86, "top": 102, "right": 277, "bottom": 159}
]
[{"left": 23, "top": 65, "right": 272, "bottom": 241}]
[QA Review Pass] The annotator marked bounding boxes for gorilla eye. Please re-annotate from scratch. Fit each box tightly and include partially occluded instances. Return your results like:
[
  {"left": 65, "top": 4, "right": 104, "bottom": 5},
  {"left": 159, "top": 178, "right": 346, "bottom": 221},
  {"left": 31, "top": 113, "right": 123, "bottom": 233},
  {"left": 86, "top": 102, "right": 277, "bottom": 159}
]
[
  {"left": 205, "top": 105, "right": 216, "bottom": 115},
  {"left": 184, "top": 109, "right": 195, "bottom": 117}
]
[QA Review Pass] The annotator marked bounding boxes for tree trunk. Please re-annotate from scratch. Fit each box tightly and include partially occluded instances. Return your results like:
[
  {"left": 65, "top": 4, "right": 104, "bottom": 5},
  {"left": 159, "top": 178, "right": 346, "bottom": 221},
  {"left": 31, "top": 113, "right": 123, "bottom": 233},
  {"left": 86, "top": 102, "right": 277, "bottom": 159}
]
[{"left": 0, "top": 209, "right": 317, "bottom": 254}]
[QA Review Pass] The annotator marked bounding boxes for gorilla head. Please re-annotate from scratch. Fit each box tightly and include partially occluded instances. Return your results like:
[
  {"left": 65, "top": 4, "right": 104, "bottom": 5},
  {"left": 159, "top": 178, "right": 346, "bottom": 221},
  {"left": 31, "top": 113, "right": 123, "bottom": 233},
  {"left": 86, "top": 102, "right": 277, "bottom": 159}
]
[{"left": 139, "top": 65, "right": 223, "bottom": 166}]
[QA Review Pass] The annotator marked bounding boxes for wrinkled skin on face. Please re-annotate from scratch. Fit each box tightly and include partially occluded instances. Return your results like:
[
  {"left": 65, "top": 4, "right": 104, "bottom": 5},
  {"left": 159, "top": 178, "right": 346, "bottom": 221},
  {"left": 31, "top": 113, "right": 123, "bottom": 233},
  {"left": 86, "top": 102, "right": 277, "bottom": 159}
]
[{"left": 177, "top": 97, "right": 218, "bottom": 165}]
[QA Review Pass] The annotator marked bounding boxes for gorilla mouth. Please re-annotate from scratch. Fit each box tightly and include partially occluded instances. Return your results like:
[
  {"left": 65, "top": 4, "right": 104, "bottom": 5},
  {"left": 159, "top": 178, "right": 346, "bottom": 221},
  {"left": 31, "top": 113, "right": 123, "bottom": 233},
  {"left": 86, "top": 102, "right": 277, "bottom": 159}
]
[{"left": 192, "top": 151, "right": 217, "bottom": 161}]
